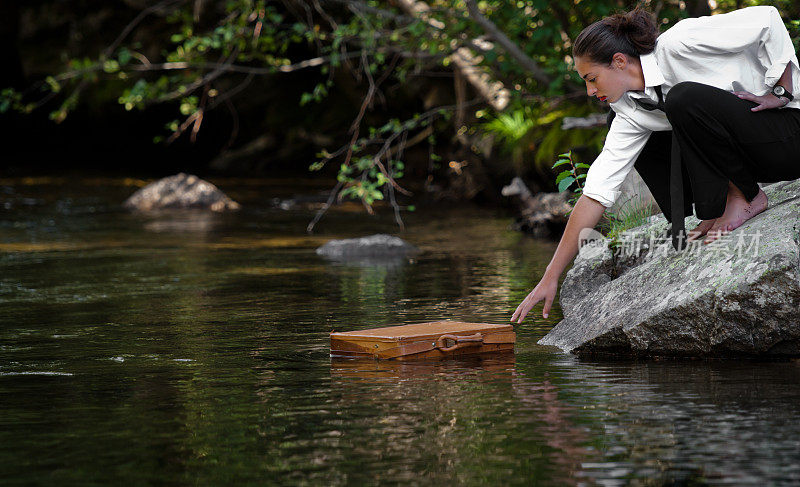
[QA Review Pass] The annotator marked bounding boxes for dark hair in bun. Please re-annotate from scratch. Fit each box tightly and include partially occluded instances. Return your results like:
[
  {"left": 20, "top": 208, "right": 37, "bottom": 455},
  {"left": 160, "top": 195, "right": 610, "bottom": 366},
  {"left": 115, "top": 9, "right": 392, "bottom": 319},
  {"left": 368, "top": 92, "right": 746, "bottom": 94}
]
[{"left": 573, "top": 8, "right": 659, "bottom": 64}]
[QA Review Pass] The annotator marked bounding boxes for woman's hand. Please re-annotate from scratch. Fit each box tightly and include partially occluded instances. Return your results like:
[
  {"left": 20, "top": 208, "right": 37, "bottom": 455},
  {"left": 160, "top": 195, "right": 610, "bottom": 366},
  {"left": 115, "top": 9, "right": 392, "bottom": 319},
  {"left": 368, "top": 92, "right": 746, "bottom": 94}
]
[
  {"left": 733, "top": 91, "right": 790, "bottom": 112},
  {"left": 511, "top": 274, "right": 559, "bottom": 324},
  {"left": 509, "top": 195, "right": 607, "bottom": 325}
]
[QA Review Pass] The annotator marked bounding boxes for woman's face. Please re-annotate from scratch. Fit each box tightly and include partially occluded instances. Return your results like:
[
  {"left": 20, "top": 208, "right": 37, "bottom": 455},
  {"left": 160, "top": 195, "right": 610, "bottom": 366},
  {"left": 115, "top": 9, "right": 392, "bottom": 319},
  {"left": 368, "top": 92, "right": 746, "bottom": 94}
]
[{"left": 574, "top": 55, "right": 631, "bottom": 103}]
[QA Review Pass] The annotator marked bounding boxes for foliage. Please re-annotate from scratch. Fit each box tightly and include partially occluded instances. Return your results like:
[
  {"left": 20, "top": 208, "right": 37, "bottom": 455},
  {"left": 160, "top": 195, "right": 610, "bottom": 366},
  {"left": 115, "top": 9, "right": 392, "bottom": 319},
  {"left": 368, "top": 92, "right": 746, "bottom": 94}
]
[
  {"left": 551, "top": 150, "right": 588, "bottom": 209},
  {"left": 2, "top": 0, "right": 799, "bottom": 228},
  {"left": 601, "top": 195, "right": 655, "bottom": 243},
  {"left": 482, "top": 109, "right": 535, "bottom": 171},
  {"left": 480, "top": 101, "right": 608, "bottom": 179}
]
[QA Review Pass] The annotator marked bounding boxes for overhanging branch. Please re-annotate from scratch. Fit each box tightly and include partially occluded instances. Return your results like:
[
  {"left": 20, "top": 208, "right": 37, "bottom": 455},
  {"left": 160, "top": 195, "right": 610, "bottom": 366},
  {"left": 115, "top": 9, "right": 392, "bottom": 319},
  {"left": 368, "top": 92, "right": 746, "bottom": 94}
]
[
  {"left": 395, "top": 0, "right": 510, "bottom": 111},
  {"left": 463, "top": 0, "right": 553, "bottom": 87}
]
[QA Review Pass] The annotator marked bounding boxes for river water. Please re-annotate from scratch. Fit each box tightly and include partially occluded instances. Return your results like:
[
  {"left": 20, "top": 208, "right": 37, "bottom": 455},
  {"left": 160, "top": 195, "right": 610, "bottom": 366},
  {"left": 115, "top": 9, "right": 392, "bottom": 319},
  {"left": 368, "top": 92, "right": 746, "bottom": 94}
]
[{"left": 1, "top": 176, "right": 798, "bottom": 486}]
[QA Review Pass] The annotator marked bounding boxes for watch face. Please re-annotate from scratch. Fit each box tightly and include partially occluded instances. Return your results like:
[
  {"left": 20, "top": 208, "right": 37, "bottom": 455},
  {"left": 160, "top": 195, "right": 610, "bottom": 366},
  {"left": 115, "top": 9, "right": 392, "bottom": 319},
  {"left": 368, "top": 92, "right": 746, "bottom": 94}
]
[{"left": 774, "top": 86, "right": 786, "bottom": 96}]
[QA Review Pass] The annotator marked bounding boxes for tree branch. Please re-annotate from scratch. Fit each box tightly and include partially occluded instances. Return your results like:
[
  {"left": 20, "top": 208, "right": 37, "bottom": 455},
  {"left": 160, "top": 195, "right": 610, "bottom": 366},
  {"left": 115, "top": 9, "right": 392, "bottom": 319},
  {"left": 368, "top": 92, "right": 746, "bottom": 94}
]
[
  {"left": 395, "top": 0, "right": 510, "bottom": 111},
  {"left": 104, "top": 0, "right": 187, "bottom": 59},
  {"left": 463, "top": 0, "right": 553, "bottom": 86}
]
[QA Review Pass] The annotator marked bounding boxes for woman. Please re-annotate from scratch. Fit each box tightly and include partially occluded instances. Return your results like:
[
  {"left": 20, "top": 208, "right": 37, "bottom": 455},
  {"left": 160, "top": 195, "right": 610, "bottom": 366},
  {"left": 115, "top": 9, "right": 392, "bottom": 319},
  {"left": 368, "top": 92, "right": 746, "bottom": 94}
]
[{"left": 512, "top": 5, "right": 800, "bottom": 324}]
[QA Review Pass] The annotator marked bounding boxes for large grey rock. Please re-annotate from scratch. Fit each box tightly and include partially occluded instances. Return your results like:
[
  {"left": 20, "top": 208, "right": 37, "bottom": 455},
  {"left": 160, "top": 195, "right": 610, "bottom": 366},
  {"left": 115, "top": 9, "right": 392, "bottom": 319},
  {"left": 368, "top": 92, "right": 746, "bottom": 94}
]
[
  {"left": 123, "top": 173, "right": 240, "bottom": 212},
  {"left": 316, "top": 234, "right": 419, "bottom": 259},
  {"left": 539, "top": 179, "right": 800, "bottom": 357}
]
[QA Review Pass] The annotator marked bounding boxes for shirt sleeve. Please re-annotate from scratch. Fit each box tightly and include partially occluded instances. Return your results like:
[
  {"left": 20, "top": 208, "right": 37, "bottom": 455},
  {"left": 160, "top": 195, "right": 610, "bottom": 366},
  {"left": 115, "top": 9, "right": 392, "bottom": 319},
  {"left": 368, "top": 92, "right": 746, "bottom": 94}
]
[
  {"left": 674, "top": 6, "right": 800, "bottom": 93},
  {"left": 582, "top": 114, "right": 652, "bottom": 208},
  {"left": 759, "top": 6, "right": 799, "bottom": 92}
]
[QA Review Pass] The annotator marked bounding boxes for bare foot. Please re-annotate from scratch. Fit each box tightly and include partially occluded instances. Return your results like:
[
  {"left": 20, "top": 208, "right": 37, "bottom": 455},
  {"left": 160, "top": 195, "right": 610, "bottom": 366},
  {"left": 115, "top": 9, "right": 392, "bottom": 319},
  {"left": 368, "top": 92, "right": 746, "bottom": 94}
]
[
  {"left": 703, "top": 187, "right": 768, "bottom": 244},
  {"left": 687, "top": 219, "right": 716, "bottom": 242}
]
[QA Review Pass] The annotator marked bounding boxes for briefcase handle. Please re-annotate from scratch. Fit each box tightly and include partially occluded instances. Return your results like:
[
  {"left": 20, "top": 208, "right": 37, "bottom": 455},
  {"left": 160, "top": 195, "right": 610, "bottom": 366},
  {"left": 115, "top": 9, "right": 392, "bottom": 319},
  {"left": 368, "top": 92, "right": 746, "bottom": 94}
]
[{"left": 436, "top": 333, "right": 484, "bottom": 352}]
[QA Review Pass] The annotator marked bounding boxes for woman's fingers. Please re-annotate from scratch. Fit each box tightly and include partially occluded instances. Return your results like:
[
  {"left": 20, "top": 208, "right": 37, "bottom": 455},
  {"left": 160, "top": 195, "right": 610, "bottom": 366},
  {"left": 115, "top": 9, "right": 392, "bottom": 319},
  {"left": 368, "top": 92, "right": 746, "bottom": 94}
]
[
  {"left": 512, "top": 307, "right": 526, "bottom": 324},
  {"left": 512, "top": 278, "right": 559, "bottom": 323},
  {"left": 510, "top": 299, "right": 524, "bottom": 323},
  {"left": 512, "top": 289, "right": 542, "bottom": 324},
  {"left": 736, "top": 91, "right": 790, "bottom": 112},
  {"left": 542, "top": 292, "right": 554, "bottom": 319},
  {"left": 511, "top": 301, "right": 524, "bottom": 323},
  {"left": 732, "top": 91, "right": 784, "bottom": 112},
  {"left": 512, "top": 296, "right": 534, "bottom": 324},
  {"left": 751, "top": 98, "right": 781, "bottom": 112},
  {"left": 511, "top": 305, "right": 526, "bottom": 324}
]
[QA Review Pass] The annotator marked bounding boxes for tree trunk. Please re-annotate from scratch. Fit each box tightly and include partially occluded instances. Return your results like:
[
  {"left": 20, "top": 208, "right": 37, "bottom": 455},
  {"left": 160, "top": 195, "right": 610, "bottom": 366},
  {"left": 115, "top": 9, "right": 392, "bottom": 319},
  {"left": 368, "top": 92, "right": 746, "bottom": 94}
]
[
  {"left": 0, "top": 1, "right": 24, "bottom": 88},
  {"left": 684, "top": 0, "right": 711, "bottom": 18}
]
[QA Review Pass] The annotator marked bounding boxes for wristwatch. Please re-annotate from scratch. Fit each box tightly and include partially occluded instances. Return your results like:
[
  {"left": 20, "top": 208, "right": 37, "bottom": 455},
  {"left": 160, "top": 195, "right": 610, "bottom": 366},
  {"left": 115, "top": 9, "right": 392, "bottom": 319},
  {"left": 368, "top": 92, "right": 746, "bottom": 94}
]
[{"left": 772, "top": 84, "right": 794, "bottom": 101}]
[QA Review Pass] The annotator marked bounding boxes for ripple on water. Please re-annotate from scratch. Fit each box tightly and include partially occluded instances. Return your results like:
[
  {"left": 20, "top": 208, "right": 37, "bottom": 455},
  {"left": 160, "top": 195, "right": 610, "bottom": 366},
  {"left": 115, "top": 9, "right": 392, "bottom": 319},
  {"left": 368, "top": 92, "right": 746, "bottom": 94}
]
[
  {"left": 2, "top": 179, "right": 800, "bottom": 485},
  {"left": 0, "top": 371, "right": 74, "bottom": 376}
]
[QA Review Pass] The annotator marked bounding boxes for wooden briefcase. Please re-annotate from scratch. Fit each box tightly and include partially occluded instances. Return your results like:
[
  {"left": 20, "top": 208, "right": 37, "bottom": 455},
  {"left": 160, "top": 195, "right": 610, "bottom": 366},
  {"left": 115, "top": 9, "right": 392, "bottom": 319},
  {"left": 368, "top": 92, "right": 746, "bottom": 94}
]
[{"left": 330, "top": 321, "right": 515, "bottom": 360}]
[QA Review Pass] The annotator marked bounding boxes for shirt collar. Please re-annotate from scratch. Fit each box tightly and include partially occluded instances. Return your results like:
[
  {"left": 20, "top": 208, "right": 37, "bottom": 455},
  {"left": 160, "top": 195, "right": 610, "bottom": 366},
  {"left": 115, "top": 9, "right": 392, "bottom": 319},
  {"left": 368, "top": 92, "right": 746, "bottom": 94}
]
[
  {"left": 639, "top": 52, "right": 665, "bottom": 88},
  {"left": 623, "top": 52, "right": 666, "bottom": 106}
]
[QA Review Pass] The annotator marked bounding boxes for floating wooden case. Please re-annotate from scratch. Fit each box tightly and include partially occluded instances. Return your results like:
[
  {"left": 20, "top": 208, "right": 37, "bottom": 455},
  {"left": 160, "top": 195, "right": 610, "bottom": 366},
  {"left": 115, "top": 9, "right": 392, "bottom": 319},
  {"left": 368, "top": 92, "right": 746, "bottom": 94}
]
[{"left": 330, "top": 321, "right": 515, "bottom": 360}]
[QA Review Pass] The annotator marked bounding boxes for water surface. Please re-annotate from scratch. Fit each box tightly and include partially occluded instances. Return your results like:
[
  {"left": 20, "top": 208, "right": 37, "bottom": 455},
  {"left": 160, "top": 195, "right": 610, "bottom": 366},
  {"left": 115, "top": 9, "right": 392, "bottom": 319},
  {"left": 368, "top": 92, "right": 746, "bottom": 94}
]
[{"left": 1, "top": 177, "right": 799, "bottom": 485}]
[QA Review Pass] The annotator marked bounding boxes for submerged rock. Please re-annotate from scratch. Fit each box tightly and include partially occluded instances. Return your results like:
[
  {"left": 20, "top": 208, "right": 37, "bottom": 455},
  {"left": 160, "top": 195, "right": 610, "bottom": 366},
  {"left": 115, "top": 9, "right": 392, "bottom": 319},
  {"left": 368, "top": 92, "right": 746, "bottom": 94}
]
[
  {"left": 539, "top": 179, "right": 800, "bottom": 358},
  {"left": 123, "top": 173, "right": 240, "bottom": 212},
  {"left": 316, "top": 234, "right": 419, "bottom": 260}
]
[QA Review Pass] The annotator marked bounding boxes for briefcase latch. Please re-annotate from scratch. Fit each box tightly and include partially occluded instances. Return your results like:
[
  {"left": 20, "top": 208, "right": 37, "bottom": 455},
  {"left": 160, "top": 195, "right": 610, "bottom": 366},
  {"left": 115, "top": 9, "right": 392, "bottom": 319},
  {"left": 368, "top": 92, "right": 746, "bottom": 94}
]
[{"left": 436, "top": 333, "right": 484, "bottom": 352}]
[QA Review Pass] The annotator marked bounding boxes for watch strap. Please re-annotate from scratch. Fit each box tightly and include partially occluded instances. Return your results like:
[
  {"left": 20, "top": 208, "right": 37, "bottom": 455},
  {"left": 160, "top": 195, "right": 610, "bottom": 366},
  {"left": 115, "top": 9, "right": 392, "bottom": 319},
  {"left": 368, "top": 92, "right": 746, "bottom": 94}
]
[{"left": 772, "top": 84, "right": 794, "bottom": 101}]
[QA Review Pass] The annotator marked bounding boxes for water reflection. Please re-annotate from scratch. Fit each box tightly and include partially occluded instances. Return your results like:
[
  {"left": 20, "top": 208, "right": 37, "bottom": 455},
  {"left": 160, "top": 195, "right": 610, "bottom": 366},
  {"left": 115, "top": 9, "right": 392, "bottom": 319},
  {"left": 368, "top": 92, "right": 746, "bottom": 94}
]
[
  {"left": 328, "top": 356, "right": 591, "bottom": 485},
  {"left": 2, "top": 177, "right": 799, "bottom": 485},
  {"left": 140, "top": 210, "right": 221, "bottom": 233},
  {"left": 549, "top": 357, "right": 800, "bottom": 484},
  {"left": 329, "top": 355, "right": 516, "bottom": 379},
  {"left": 318, "top": 255, "right": 414, "bottom": 269}
]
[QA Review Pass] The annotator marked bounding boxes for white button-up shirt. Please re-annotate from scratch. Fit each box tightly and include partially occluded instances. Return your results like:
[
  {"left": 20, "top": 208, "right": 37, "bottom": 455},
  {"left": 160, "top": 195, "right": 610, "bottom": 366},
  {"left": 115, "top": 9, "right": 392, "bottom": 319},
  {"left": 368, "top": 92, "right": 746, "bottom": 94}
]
[{"left": 581, "top": 6, "right": 800, "bottom": 208}]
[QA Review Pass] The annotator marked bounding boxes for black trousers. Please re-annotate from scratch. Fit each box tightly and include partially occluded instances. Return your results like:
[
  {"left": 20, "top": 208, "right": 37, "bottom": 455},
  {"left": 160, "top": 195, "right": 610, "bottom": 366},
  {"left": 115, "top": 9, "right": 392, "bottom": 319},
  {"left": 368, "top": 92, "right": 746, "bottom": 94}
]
[{"left": 609, "top": 82, "right": 800, "bottom": 224}]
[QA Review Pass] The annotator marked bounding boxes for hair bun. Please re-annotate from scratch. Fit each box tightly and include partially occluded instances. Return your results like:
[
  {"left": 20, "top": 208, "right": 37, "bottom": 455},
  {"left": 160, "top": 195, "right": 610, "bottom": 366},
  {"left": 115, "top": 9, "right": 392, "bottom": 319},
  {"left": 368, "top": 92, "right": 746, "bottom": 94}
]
[
  {"left": 619, "top": 14, "right": 636, "bottom": 31},
  {"left": 572, "top": 7, "right": 659, "bottom": 63}
]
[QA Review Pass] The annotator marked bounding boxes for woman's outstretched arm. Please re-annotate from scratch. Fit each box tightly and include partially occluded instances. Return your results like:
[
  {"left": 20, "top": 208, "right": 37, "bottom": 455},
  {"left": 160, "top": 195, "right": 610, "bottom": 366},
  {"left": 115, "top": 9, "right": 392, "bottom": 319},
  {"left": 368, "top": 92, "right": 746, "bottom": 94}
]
[{"left": 511, "top": 194, "right": 607, "bottom": 324}]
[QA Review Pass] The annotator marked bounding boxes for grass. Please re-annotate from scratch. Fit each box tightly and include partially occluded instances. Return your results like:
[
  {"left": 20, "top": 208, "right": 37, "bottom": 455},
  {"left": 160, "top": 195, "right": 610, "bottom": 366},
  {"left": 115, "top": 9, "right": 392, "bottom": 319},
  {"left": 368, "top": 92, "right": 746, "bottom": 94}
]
[{"left": 601, "top": 195, "right": 657, "bottom": 243}]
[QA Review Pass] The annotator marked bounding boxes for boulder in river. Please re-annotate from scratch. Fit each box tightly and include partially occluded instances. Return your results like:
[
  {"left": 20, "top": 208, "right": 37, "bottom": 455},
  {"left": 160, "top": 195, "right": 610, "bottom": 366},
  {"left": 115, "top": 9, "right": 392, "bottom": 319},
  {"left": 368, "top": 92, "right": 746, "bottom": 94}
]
[
  {"left": 123, "top": 173, "right": 240, "bottom": 212},
  {"left": 316, "top": 234, "right": 419, "bottom": 260},
  {"left": 539, "top": 179, "right": 800, "bottom": 358}
]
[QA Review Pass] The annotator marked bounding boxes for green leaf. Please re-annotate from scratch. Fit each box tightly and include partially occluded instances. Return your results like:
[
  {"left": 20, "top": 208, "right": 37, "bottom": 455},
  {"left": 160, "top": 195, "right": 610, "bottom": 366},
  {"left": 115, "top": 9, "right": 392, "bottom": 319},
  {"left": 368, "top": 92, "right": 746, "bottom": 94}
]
[
  {"left": 555, "top": 170, "right": 573, "bottom": 185},
  {"left": 552, "top": 159, "right": 570, "bottom": 169},
  {"left": 118, "top": 48, "right": 132, "bottom": 66},
  {"left": 575, "top": 163, "right": 591, "bottom": 169},
  {"left": 45, "top": 76, "right": 61, "bottom": 93},
  {"left": 558, "top": 176, "right": 575, "bottom": 192},
  {"left": 103, "top": 59, "right": 120, "bottom": 73}
]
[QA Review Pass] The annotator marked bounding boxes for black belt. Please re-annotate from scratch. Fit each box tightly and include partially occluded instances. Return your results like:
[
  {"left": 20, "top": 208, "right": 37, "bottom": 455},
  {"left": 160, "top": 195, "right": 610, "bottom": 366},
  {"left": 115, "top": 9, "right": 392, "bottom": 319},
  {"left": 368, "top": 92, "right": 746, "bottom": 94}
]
[{"left": 634, "top": 86, "right": 687, "bottom": 251}]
